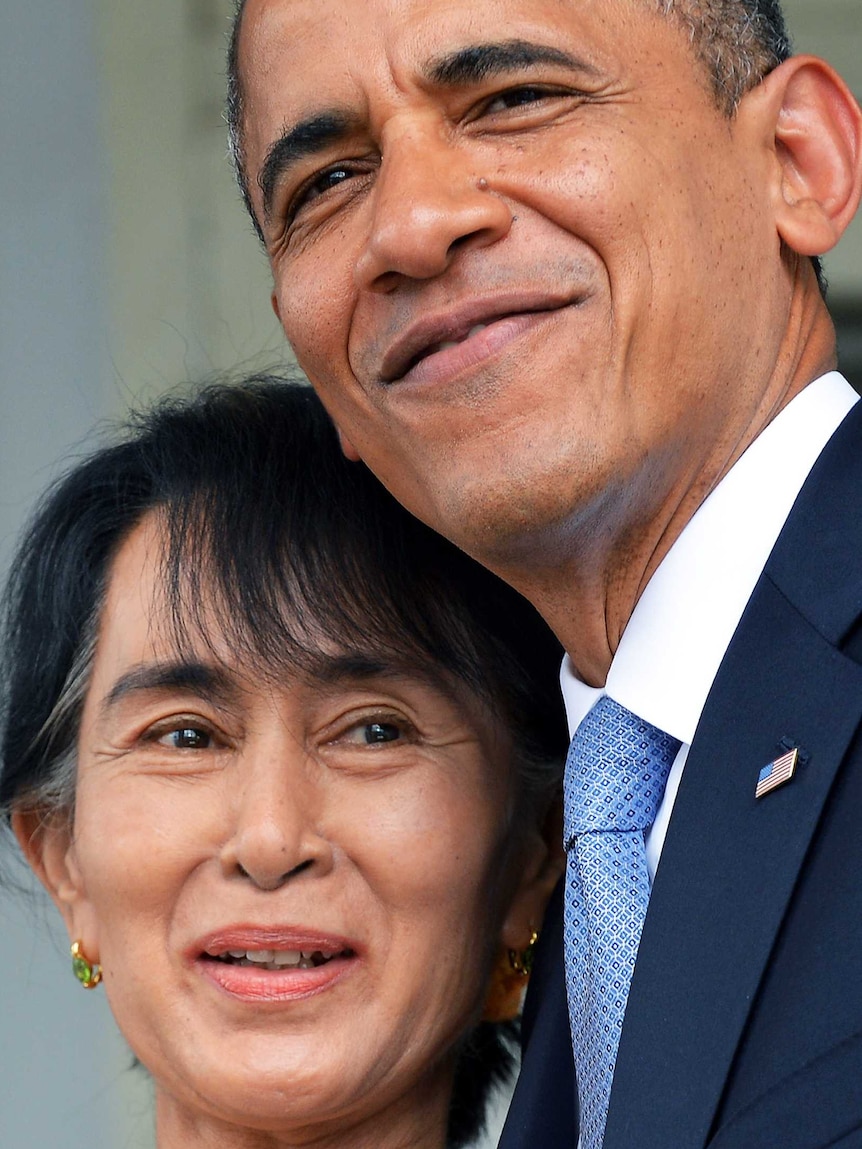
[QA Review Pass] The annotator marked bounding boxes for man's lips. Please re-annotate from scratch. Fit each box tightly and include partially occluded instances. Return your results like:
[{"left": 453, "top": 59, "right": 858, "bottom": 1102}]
[{"left": 377, "top": 293, "right": 579, "bottom": 385}]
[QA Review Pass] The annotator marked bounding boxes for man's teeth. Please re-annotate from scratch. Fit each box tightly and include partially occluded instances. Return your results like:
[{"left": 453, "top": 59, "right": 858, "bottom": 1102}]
[
  {"left": 430, "top": 323, "right": 488, "bottom": 355},
  {"left": 218, "top": 948, "right": 337, "bottom": 970}
]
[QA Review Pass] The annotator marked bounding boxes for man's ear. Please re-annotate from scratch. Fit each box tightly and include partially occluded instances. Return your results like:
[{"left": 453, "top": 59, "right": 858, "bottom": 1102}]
[
  {"left": 335, "top": 426, "right": 362, "bottom": 461},
  {"left": 500, "top": 797, "right": 565, "bottom": 951},
  {"left": 270, "top": 289, "right": 363, "bottom": 462},
  {"left": 754, "top": 55, "right": 862, "bottom": 256},
  {"left": 11, "top": 809, "right": 95, "bottom": 948}
]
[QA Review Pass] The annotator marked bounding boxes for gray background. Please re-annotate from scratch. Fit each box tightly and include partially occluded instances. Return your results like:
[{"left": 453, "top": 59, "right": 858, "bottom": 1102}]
[{"left": 1, "top": 2, "right": 860, "bottom": 1146}]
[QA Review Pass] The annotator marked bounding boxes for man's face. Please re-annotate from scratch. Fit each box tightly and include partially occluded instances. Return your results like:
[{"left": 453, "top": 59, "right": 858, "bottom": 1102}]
[{"left": 239, "top": 0, "right": 784, "bottom": 571}]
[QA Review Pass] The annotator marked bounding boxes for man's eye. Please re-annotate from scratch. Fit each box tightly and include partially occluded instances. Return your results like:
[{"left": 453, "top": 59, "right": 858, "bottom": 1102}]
[
  {"left": 483, "top": 86, "right": 556, "bottom": 113},
  {"left": 157, "top": 727, "right": 212, "bottom": 750},
  {"left": 310, "top": 166, "right": 353, "bottom": 197},
  {"left": 293, "top": 166, "right": 355, "bottom": 214}
]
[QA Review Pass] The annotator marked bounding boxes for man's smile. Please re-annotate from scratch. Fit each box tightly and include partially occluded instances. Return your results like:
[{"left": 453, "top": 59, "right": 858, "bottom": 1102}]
[{"left": 372, "top": 288, "right": 584, "bottom": 387}]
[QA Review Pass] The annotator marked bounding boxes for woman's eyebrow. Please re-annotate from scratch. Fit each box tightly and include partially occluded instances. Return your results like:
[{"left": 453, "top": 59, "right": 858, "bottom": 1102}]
[
  {"left": 305, "top": 652, "right": 403, "bottom": 685},
  {"left": 102, "top": 662, "right": 238, "bottom": 712},
  {"left": 305, "top": 651, "right": 460, "bottom": 701},
  {"left": 426, "top": 39, "right": 600, "bottom": 86}
]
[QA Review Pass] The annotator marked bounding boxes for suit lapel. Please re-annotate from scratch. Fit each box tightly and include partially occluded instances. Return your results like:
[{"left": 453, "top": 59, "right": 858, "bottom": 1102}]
[
  {"left": 604, "top": 400, "right": 862, "bottom": 1149},
  {"left": 604, "top": 585, "right": 862, "bottom": 1149}
]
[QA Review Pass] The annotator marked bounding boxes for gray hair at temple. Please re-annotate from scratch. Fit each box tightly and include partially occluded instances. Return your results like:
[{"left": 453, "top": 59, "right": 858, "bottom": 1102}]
[{"left": 224, "top": 0, "right": 792, "bottom": 242}]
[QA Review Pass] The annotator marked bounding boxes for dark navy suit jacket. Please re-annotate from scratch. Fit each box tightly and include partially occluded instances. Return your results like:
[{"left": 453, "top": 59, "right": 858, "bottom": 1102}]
[{"left": 500, "top": 399, "right": 862, "bottom": 1149}]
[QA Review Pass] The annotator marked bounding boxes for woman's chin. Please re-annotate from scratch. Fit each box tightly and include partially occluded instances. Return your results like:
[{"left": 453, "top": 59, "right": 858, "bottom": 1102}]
[
  {"left": 150, "top": 1020, "right": 352, "bottom": 1108},
  {"left": 152, "top": 1036, "right": 448, "bottom": 1145}
]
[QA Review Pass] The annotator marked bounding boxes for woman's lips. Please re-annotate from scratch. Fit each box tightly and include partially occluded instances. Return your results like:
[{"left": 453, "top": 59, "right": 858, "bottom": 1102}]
[
  {"left": 192, "top": 926, "right": 360, "bottom": 1003},
  {"left": 198, "top": 950, "right": 357, "bottom": 1002}
]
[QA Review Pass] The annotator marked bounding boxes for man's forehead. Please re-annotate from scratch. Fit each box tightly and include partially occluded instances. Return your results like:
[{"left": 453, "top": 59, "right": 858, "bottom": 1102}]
[
  {"left": 237, "top": 0, "right": 661, "bottom": 139},
  {"left": 239, "top": 0, "right": 644, "bottom": 82}
]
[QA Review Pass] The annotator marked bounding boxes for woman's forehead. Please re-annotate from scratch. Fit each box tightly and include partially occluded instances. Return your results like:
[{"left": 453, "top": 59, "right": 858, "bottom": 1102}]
[{"left": 91, "top": 514, "right": 485, "bottom": 715}]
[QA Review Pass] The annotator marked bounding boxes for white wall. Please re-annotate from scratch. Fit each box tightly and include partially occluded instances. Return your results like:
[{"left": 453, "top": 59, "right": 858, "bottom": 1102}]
[
  {"left": 97, "top": 0, "right": 287, "bottom": 406},
  {"left": 0, "top": 5, "right": 153, "bottom": 1145}
]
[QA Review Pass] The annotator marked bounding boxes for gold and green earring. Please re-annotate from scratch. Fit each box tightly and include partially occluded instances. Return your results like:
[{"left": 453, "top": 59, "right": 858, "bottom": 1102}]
[
  {"left": 483, "top": 930, "right": 540, "bottom": 1022},
  {"left": 71, "top": 940, "right": 102, "bottom": 989},
  {"left": 508, "top": 929, "right": 538, "bottom": 977}
]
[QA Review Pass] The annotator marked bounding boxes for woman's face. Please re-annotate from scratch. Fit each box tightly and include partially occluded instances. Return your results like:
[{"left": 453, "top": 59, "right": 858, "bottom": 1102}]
[{"left": 33, "top": 516, "right": 550, "bottom": 1142}]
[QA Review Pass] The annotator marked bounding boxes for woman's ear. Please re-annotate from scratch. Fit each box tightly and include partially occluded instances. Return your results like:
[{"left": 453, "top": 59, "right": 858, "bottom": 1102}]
[
  {"left": 11, "top": 809, "right": 92, "bottom": 944},
  {"left": 752, "top": 55, "right": 862, "bottom": 256},
  {"left": 500, "top": 796, "right": 565, "bottom": 951}
]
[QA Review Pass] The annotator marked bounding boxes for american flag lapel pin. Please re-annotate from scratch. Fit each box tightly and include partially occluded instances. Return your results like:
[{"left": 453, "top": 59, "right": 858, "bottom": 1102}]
[{"left": 755, "top": 747, "right": 800, "bottom": 799}]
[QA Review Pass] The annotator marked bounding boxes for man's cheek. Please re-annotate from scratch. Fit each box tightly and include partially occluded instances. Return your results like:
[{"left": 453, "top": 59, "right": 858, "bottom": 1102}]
[
  {"left": 280, "top": 285, "right": 354, "bottom": 372},
  {"left": 277, "top": 301, "right": 323, "bottom": 370}
]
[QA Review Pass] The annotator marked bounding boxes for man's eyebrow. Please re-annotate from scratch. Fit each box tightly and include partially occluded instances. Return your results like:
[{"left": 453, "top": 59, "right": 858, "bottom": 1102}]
[
  {"left": 256, "top": 42, "right": 597, "bottom": 223},
  {"left": 426, "top": 39, "right": 599, "bottom": 87},
  {"left": 258, "top": 110, "right": 357, "bottom": 223},
  {"left": 103, "top": 661, "right": 237, "bottom": 712}
]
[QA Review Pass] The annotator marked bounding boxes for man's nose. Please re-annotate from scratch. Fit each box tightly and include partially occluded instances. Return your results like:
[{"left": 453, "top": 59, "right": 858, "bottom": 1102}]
[
  {"left": 219, "top": 746, "right": 333, "bottom": 891},
  {"left": 354, "top": 120, "right": 513, "bottom": 290}
]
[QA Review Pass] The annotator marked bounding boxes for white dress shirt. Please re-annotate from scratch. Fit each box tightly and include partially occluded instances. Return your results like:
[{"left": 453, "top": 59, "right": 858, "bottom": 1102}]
[{"left": 560, "top": 371, "right": 858, "bottom": 879}]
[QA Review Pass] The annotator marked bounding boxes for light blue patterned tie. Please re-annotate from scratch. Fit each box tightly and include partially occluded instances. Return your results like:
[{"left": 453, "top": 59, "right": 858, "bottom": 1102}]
[{"left": 563, "top": 696, "right": 681, "bottom": 1149}]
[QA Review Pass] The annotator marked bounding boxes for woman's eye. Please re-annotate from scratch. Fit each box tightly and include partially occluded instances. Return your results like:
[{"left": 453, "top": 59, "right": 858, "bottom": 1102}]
[
  {"left": 335, "top": 716, "right": 413, "bottom": 747},
  {"left": 363, "top": 722, "right": 402, "bottom": 744},
  {"left": 157, "top": 726, "right": 212, "bottom": 750}
]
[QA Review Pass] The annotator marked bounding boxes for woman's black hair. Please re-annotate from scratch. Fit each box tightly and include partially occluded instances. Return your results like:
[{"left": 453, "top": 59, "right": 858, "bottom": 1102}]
[{"left": 0, "top": 376, "right": 566, "bottom": 1147}]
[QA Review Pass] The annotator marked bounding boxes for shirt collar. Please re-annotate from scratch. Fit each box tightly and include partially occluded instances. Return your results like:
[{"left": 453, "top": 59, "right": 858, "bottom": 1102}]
[{"left": 561, "top": 372, "right": 859, "bottom": 741}]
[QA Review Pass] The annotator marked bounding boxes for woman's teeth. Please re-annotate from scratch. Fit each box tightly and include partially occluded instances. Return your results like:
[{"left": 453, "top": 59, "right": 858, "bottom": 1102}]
[{"left": 216, "top": 948, "right": 337, "bottom": 970}]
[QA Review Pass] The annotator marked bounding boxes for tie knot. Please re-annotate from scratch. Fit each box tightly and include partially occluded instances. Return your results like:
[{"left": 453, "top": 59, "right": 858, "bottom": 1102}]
[{"left": 563, "top": 696, "right": 680, "bottom": 843}]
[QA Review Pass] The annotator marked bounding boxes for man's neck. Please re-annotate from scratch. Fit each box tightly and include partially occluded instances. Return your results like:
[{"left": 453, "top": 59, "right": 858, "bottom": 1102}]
[{"left": 504, "top": 281, "right": 838, "bottom": 685}]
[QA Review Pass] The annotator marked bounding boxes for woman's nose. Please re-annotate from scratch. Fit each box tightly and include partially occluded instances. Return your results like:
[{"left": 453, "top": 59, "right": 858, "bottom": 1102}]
[
  {"left": 354, "top": 119, "right": 513, "bottom": 290},
  {"left": 219, "top": 747, "right": 333, "bottom": 891}
]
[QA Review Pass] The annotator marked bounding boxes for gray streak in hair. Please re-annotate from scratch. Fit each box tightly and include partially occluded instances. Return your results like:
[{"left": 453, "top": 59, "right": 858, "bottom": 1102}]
[{"left": 9, "top": 611, "right": 100, "bottom": 820}]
